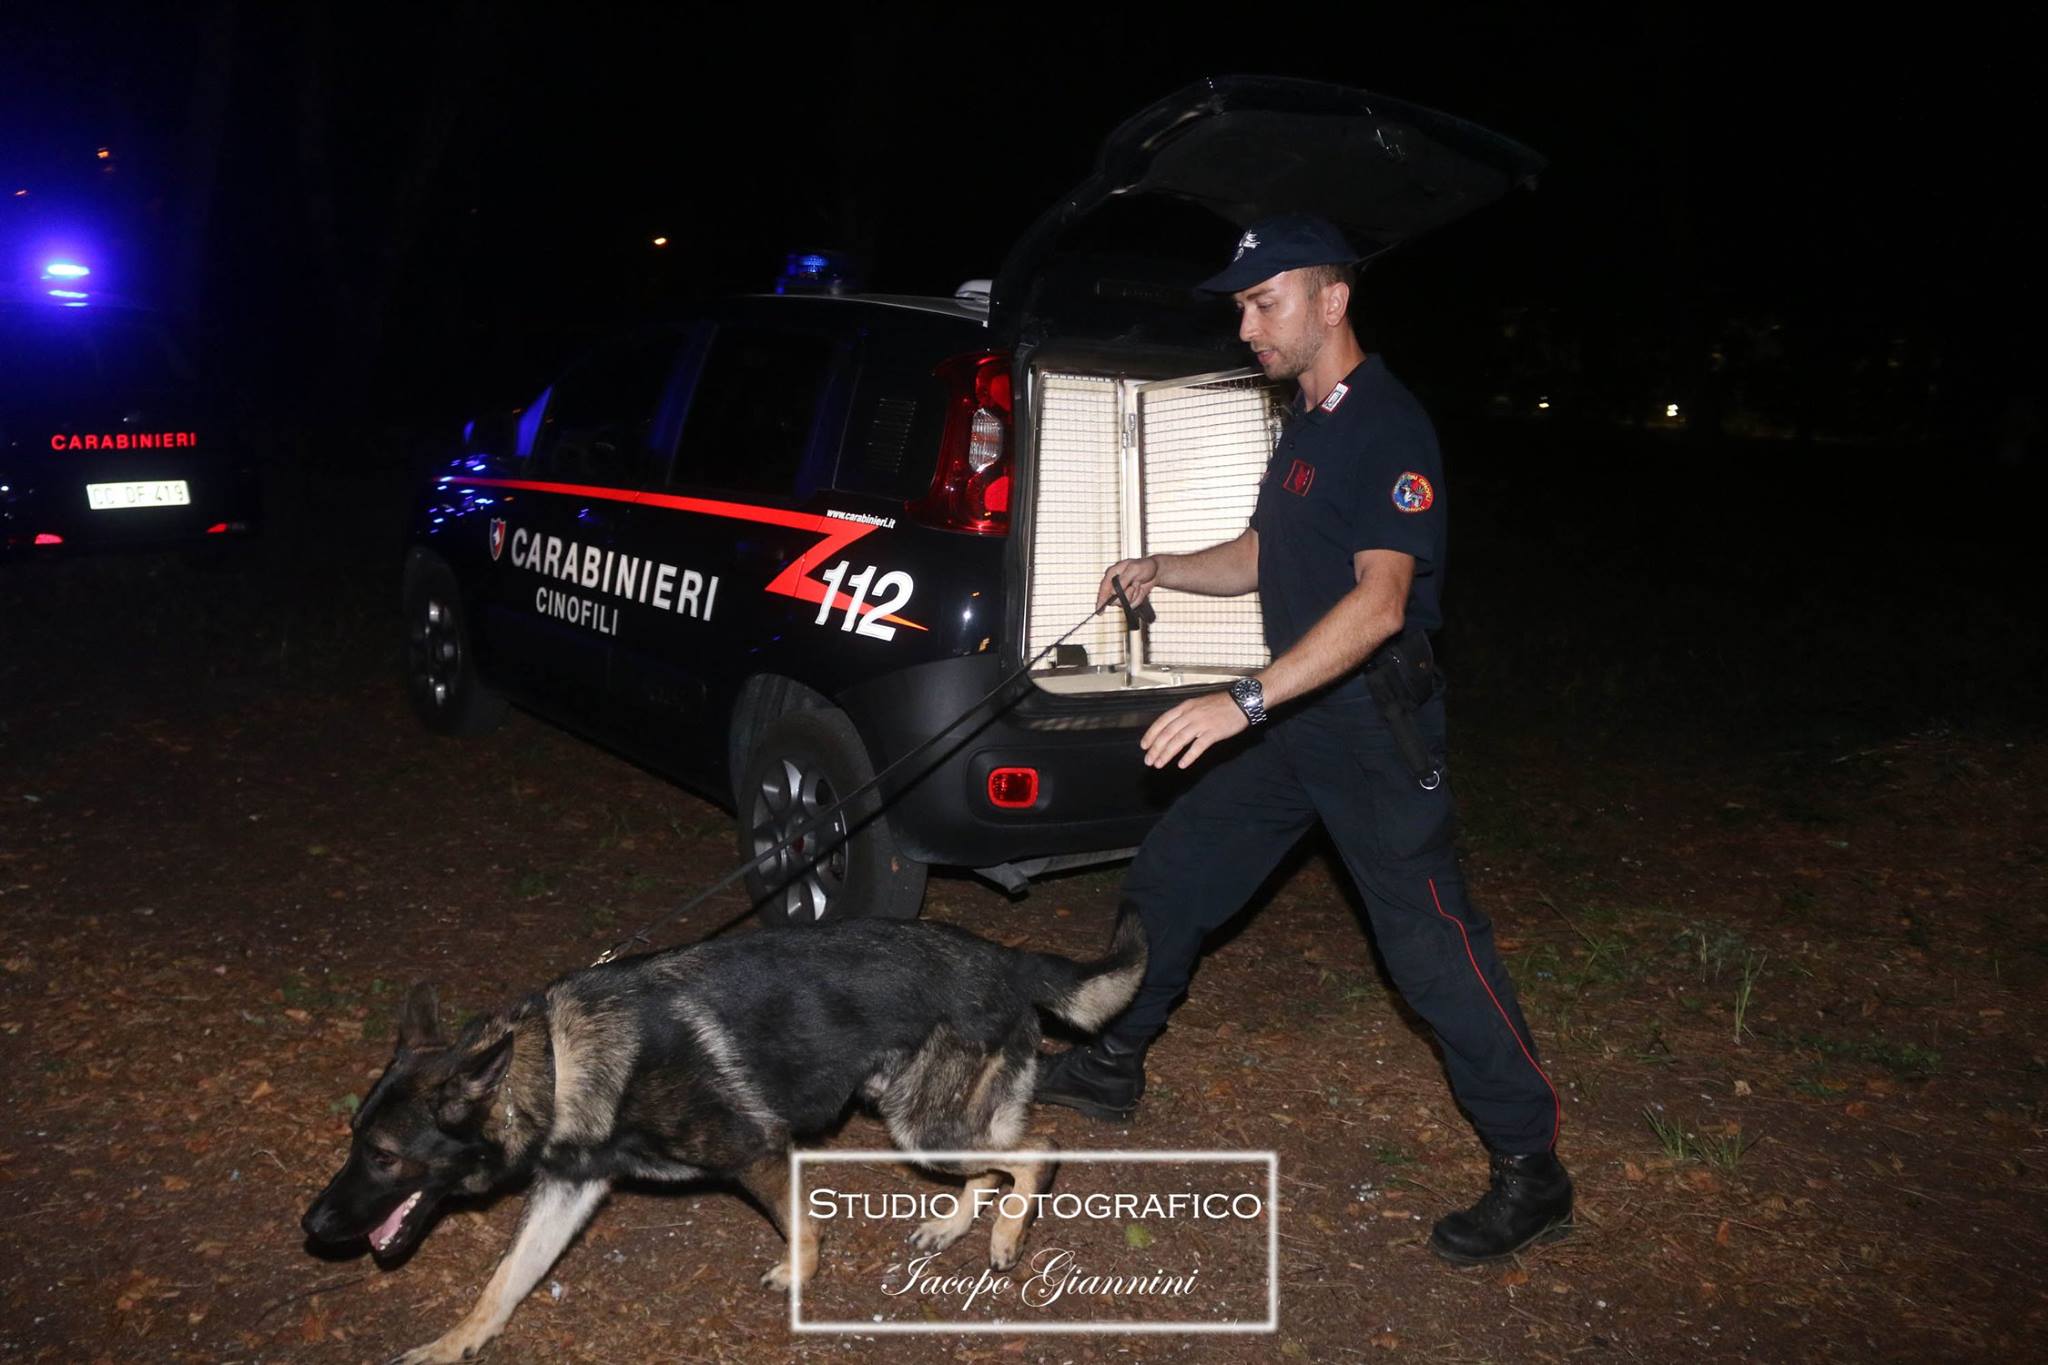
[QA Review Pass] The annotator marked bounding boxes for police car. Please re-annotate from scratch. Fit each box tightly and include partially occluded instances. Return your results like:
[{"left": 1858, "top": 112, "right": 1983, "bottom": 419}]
[
  {"left": 0, "top": 274, "right": 258, "bottom": 554},
  {"left": 403, "top": 76, "right": 1542, "bottom": 924}
]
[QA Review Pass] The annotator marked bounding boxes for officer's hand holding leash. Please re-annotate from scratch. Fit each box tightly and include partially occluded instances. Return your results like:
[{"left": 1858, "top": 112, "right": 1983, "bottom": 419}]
[{"left": 1096, "top": 557, "right": 1162, "bottom": 611}]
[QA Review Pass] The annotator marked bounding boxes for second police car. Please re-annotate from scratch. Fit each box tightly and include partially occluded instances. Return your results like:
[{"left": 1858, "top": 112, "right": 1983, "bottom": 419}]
[
  {"left": 404, "top": 76, "right": 1544, "bottom": 924},
  {"left": 1, "top": 273, "right": 259, "bottom": 555}
]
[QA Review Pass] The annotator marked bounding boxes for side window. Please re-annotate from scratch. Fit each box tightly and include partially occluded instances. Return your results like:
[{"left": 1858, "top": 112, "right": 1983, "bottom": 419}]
[
  {"left": 834, "top": 344, "right": 951, "bottom": 499},
  {"left": 531, "top": 333, "right": 684, "bottom": 488},
  {"left": 670, "top": 326, "right": 837, "bottom": 497}
]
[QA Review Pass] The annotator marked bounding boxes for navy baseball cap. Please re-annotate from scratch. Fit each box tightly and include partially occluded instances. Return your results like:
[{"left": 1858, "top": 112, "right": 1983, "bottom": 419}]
[{"left": 1198, "top": 213, "right": 1361, "bottom": 294}]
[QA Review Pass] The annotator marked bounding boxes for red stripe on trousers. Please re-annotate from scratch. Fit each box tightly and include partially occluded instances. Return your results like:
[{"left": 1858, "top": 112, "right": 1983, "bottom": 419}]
[{"left": 1428, "top": 876, "right": 1562, "bottom": 1151}]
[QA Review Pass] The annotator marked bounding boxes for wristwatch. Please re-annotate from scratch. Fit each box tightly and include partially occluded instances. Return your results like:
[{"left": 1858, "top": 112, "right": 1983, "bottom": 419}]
[{"left": 1229, "top": 676, "right": 1268, "bottom": 725}]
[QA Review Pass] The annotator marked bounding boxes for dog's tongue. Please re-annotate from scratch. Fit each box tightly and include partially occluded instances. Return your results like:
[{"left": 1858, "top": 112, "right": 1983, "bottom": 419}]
[{"left": 371, "top": 1196, "right": 412, "bottom": 1248}]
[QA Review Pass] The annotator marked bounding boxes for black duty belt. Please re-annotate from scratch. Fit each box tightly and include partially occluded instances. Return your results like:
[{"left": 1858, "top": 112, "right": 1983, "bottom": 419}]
[{"left": 1361, "top": 623, "right": 1443, "bottom": 790}]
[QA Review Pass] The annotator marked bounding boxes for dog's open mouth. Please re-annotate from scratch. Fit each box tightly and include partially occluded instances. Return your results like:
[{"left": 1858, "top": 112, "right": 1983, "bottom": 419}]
[{"left": 371, "top": 1191, "right": 423, "bottom": 1254}]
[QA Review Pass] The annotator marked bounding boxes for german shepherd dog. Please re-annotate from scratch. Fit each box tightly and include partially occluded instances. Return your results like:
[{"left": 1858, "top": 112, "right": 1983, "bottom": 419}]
[{"left": 301, "top": 914, "right": 1143, "bottom": 1364}]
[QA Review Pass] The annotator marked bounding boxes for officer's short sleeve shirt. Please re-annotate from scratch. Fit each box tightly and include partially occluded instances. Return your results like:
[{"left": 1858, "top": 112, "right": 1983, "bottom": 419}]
[{"left": 1249, "top": 354, "right": 1447, "bottom": 673}]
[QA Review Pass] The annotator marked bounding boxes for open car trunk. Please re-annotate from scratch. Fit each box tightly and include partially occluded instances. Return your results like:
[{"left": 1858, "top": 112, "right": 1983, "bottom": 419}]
[
  {"left": 996, "top": 76, "right": 1543, "bottom": 698},
  {"left": 1022, "top": 358, "right": 1284, "bottom": 695}
]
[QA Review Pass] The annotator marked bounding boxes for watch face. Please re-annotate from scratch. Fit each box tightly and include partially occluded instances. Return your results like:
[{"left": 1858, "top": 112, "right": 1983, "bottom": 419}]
[{"left": 1231, "top": 677, "right": 1265, "bottom": 722}]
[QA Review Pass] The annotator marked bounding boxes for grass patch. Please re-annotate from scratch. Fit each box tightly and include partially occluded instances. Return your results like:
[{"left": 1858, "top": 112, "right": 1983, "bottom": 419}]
[
  {"left": 1515, "top": 942, "right": 1565, "bottom": 983},
  {"left": 1633, "top": 1020, "right": 1676, "bottom": 1065},
  {"left": 1799, "top": 1033, "right": 1942, "bottom": 1075},
  {"left": 1733, "top": 952, "right": 1767, "bottom": 1043},
  {"left": 1574, "top": 934, "right": 1636, "bottom": 987},
  {"left": 1516, "top": 931, "right": 1642, "bottom": 1001},
  {"left": 514, "top": 870, "right": 556, "bottom": 898},
  {"left": 1643, "top": 1108, "right": 1754, "bottom": 1171},
  {"left": 1674, "top": 923, "right": 1751, "bottom": 982},
  {"left": 1542, "top": 998, "right": 1603, "bottom": 1050},
  {"left": 1330, "top": 970, "right": 1382, "bottom": 1008}
]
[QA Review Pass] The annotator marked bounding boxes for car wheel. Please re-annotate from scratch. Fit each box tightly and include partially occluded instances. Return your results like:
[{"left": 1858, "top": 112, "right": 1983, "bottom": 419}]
[
  {"left": 738, "top": 709, "right": 928, "bottom": 926},
  {"left": 402, "top": 558, "right": 509, "bottom": 736}
]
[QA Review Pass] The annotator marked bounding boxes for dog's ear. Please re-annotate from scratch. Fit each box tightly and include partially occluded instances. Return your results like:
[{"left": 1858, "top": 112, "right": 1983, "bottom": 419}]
[
  {"left": 435, "top": 1030, "right": 515, "bottom": 1127},
  {"left": 397, "top": 981, "right": 445, "bottom": 1052}
]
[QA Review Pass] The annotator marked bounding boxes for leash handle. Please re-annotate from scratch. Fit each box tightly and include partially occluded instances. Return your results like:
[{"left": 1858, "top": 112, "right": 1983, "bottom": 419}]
[{"left": 1108, "top": 575, "right": 1155, "bottom": 631}]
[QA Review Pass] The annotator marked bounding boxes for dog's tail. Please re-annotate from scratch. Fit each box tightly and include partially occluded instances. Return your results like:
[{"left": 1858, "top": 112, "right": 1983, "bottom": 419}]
[{"left": 1018, "top": 911, "right": 1148, "bottom": 1032}]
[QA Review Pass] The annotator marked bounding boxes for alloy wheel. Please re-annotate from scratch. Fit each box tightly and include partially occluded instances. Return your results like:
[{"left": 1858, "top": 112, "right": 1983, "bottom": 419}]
[{"left": 747, "top": 755, "right": 850, "bottom": 921}]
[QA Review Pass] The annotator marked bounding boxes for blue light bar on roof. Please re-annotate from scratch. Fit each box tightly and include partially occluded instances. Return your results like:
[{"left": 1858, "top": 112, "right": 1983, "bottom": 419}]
[
  {"left": 43, "top": 261, "right": 90, "bottom": 279},
  {"left": 774, "top": 249, "right": 857, "bottom": 296}
]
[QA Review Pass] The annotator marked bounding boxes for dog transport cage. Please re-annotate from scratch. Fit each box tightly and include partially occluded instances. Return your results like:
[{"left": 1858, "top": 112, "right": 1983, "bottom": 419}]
[{"left": 1026, "top": 368, "right": 1284, "bottom": 695}]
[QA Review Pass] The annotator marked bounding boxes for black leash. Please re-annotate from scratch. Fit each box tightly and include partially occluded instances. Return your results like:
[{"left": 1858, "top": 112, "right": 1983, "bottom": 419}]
[{"left": 590, "top": 582, "right": 1147, "bottom": 965}]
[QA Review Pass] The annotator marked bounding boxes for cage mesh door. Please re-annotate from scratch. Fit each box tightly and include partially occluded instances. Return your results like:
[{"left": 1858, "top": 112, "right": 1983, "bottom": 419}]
[
  {"left": 1137, "top": 375, "right": 1278, "bottom": 673},
  {"left": 1027, "top": 373, "right": 1125, "bottom": 667}
]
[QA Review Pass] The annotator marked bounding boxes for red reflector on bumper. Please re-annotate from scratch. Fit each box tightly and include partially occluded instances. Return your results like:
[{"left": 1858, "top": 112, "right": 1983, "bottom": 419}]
[
  {"left": 987, "top": 767, "right": 1039, "bottom": 809},
  {"left": 34, "top": 533, "right": 63, "bottom": 545}
]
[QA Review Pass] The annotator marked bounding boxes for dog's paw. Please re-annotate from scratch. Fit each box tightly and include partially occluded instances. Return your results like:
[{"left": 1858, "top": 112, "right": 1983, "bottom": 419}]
[
  {"left": 760, "top": 1260, "right": 795, "bottom": 1291},
  {"left": 383, "top": 1347, "right": 459, "bottom": 1365},
  {"left": 989, "top": 1231, "right": 1023, "bottom": 1273},
  {"left": 909, "top": 1214, "right": 971, "bottom": 1253},
  {"left": 384, "top": 1331, "right": 490, "bottom": 1364}
]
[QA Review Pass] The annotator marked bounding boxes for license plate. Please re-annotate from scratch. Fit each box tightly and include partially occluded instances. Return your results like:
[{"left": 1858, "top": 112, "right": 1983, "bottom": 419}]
[{"left": 86, "top": 480, "right": 192, "bottom": 510}]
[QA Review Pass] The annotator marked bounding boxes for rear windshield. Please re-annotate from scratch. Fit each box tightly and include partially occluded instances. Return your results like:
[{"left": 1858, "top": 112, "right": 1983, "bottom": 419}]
[{"left": 0, "top": 308, "right": 196, "bottom": 407}]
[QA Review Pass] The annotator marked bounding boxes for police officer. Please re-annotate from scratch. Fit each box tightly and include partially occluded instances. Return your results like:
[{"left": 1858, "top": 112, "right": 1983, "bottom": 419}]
[{"left": 1036, "top": 214, "right": 1573, "bottom": 1264}]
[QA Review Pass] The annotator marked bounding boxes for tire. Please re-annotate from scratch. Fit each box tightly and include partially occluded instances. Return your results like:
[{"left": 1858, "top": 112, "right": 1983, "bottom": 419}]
[
  {"left": 737, "top": 709, "right": 928, "bottom": 927},
  {"left": 402, "top": 557, "right": 509, "bottom": 737}
]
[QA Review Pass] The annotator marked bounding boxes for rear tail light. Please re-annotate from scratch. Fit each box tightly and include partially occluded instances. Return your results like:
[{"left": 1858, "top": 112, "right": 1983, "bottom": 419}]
[
  {"left": 910, "top": 351, "right": 1012, "bottom": 534},
  {"left": 986, "top": 767, "right": 1040, "bottom": 809},
  {"left": 205, "top": 522, "right": 228, "bottom": 534},
  {"left": 34, "top": 533, "right": 63, "bottom": 546}
]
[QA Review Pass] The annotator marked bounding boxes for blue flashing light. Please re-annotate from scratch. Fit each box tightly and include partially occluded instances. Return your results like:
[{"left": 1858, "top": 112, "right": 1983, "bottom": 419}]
[
  {"left": 516, "top": 386, "right": 551, "bottom": 457},
  {"left": 61, "top": 301, "right": 88, "bottom": 308},
  {"left": 47, "top": 288, "right": 88, "bottom": 300},
  {"left": 462, "top": 419, "right": 475, "bottom": 444},
  {"left": 775, "top": 249, "right": 855, "bottom": 296},
  {"left": 43, "top": 262, "right": 90, "bottom": 279}
]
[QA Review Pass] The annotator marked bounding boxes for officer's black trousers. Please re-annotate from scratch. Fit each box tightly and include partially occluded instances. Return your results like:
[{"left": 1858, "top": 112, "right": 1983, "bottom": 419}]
[{"left": 1106, "top": 689, "right": 1561, "bottom": 1155}]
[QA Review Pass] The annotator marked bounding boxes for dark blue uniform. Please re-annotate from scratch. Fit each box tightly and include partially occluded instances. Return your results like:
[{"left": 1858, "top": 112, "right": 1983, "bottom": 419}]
[{"left": 1109, "top": 354, "right": 1561, "bottom": 1155}]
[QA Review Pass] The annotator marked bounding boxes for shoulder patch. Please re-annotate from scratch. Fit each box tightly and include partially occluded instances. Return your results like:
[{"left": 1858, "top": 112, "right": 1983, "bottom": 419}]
[
  {"left": 1390, "top": 471, "right": 1435, "bottom": 513},
  {"left": 1318, "top": 381, "right": 1350, "bottom": 413}
]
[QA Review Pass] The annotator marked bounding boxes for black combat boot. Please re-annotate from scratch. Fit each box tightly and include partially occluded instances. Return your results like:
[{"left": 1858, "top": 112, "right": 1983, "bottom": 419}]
[
  {"left": 1034, "top": 1034, "right": 1148, "bottom": 1122},
  {"left": 1427, "top": 1150, "right": 1574, "bottom": 1264}
]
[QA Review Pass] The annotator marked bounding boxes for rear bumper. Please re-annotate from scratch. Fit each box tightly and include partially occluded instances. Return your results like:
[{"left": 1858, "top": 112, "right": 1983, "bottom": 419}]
[
  {"left": 0, "top": 459, "right": 260, "bottom": 551},
  {"left": 837, "top": 654, "right": 1211, "bottom": 868}
]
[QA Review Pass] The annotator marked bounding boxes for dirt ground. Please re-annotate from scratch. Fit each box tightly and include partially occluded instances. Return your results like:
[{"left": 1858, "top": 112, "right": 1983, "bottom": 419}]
[{"left": 3, "top": 546, "right": 2045, "bottom": 1364}]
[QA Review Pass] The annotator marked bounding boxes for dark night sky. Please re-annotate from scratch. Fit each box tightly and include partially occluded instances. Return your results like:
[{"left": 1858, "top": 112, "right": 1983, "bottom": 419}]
[{"left": 2, "top": 5, "right": 2039, "bottom": 416}]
